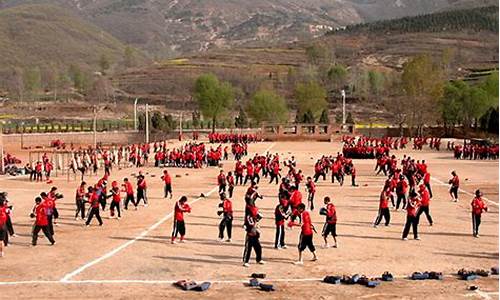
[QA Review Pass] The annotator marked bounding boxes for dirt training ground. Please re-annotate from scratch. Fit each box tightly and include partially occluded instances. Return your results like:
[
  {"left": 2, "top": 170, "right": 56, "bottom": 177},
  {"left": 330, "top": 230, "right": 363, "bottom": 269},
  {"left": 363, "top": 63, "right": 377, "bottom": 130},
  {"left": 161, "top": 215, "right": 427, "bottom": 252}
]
[{"left": 0, "top": 141, "right": 498, "bottom": 299}]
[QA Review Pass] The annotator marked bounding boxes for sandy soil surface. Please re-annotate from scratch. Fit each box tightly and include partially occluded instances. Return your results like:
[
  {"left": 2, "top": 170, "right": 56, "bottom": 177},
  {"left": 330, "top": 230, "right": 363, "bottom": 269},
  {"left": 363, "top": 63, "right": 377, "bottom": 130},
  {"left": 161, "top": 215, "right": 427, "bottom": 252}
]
[{"left": 0, "top": 141, "right": 498, "bottom": 299}]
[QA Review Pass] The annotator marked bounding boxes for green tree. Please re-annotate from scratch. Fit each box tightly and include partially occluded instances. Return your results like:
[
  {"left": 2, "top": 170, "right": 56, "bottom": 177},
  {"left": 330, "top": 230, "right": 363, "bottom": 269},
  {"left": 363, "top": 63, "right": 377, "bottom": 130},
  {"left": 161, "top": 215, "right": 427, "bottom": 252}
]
[
  {"left": 440, "top": 81, "right": 464, "bottom": 134},
  {"left": 123, "top": 46, "right": 137, "bottom": 68},
  {"left": 305, "top": 44, "right": 331, "bottom": 66},
  {"left": 151, "top": 111, "right": 166, "bottom": 131},
  {"left": 368, "top": 70, "right": 385, "bottom": 100},
  {"left": 319, "top": 109, "right": 330, "bottom": 124},
  {"left": 24, "top": 66, "right": 41, "bottom": 100},
  {"left": 99, "top": 54, "right": 111, "bottom": 73},
  {"left": 194, "top": 73, "right": 234, "bottom": 133},
  {"left": 247, "top": 89, "right": 289, "bottom": 124},
  {"left": 69, "top": 65, "right": 90, "bottom": 93},
  {"left": 192, "top": 110, "right": 201, "bottom": 128},
  {"left": 302, "top": 109, "right": 315, "bottom": 124},
  {"left": 480, "top": 71, "right": 499, "bottom": 108},
  {"left": 346, "top": 112, "right": 355, "bottom": 124},
  {"left": 401, "top": 54, "right": 444, "bottom": 135},
  {"left": 295, "top": 81, "right": 327, "bottom": 122},
  {"left": 327, "top": 64, "right": 348, "bottom": 91},
  {"left": 235, "top": 106, "right": 249, "bottom": 128}
]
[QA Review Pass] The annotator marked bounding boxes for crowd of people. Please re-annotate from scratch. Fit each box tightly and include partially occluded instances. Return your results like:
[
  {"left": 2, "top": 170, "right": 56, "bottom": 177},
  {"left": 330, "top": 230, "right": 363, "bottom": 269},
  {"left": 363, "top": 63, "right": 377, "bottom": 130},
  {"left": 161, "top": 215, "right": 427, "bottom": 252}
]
[
  {"left": 208, "top": 133, "right": 259, "bottom": 144},
  {"left": 341, "top": 136, "right": 393, "bottom": 159},
  {"left": 0, "top": 134, "right": 491, "bottom": 268},
  {"left": 452, "top": 143, "right": 499, "bottom": 160},
  {"left": 372, "top": 153, "right": 488, "bottom": 241}
]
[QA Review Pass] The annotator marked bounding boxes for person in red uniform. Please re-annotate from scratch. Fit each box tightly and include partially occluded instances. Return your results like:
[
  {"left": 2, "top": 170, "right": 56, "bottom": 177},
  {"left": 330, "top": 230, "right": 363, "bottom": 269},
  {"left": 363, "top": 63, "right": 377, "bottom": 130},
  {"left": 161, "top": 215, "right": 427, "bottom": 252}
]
[
  {"left": 85, "top": 187, "right": 103, "bottom": 226},
  {"left": 396, "top": 175, "right": 408, "bottom": 210},
  {"left": 293, "top": 203, "right": 317, "bottom": 265},
  {"left": 217, "top": 193, "right": 233, "bottom": 242},
  {"left": 288, "top": 186, "right": 303, "bottom": 224},
  {"left": 123, "top": 178, "right": 136, "bottom": 210},
  {"left": 235, "top": 160, "right": 244, "bottom": 185},
  {"left": 402, "top": 191, "right": 421, "bottom": 240},
  {"left": 321, "top": 196, "right": 338, "bottom": 248},
  {"left": 31, "top": 197, "right": 55, "bottom": 246},
  {"left": 0, "top": 198, "right": 7, "bottom": 256},
  {"left": 171, "top": 196, "right": 191, "bottom": 244},
  {"left": 109, "top": 181, "right": 122, "bottom": 219},
  {"left": 136, "top": 172, "right": 148, "bottom": 207},
  {"left": 217, "top": 170, "right": 227, "bottom": 195},
  {"left": 374, "top": 190, "right": 391, "bottom": 227},
  {"left": 449, "top": 171, "right": 459, "bottom": 202},
  {"left": 75, "top": 181, "right": 87, "bottom": 220},
  {"left": 305, "top": 177, "right": 316, "bottom": 211},
  {"left": 351, "top": 165, "right": 358, "bottom": 187},
  {"left": 41, "top": 192, "right": 56, "bottom": 236},
  {"left": 423, "top": 172, "right": 432, "bottom": 198},
  {"left": 274, "top": 198, "right": 289, "bottom": 249},
  {"left": 226, "top": 171, "right": 235, "bottom": 198},
  {"left": 243, "top": 203, "right": 264, "bottom": 267},
  {"left": 244, "top": 162, "right": 254, "bottom": 185},
  {"left": 416, "top": 184, "right": 433, "bottom": 226},
  {"left": 48, "top": 186, "right": 60, "bottom": 226},
  {"left": 471, "top": 189, "right": 488, "bottom": 238},
  {"left": 161, "top": 170, "right": 173, "bottom": 199}
]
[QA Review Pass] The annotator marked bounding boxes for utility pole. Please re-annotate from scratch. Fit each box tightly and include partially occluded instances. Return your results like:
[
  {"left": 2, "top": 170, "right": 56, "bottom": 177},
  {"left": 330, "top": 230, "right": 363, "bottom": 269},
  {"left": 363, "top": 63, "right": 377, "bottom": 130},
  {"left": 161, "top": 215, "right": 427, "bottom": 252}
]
[
  {"left": 145, "top": 103, "right": 149, "bottom": 144},
  {"left": 20, "top": 121, "right": 25, "bottom": 149},
  {"left": 134, "top": 98, "right": 139, "bottom": 131},
  {"left": 179, "top": 112, "right": 183, "bottom": 138},
  {"left": 341, "top": 89, "right": 346, "bottom": 125},
  {"left": 93, "top": 105, "right": 97, "bottom": 149}
]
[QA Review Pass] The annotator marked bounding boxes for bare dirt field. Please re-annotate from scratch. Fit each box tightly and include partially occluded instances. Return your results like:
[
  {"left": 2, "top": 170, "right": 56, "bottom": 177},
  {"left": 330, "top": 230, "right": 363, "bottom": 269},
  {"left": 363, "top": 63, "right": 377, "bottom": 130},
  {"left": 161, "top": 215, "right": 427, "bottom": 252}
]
[{"left": 0, "top": 141, "right": 498, "bottom": 299}]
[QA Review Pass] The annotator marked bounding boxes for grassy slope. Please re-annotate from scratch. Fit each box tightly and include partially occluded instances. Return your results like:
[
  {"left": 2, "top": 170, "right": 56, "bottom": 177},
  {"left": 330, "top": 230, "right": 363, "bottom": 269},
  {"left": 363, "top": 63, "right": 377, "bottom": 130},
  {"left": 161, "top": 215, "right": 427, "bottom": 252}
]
[{"left": 0, "top": 4, "right": 128, "bottom": 68}]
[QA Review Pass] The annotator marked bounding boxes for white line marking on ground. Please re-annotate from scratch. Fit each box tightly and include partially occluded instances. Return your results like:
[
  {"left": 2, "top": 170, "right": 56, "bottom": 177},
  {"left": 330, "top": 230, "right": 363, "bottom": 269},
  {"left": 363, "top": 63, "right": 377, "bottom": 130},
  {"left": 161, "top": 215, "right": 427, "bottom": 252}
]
[
  {"left": 60, "top": 186, "right": 219, "bottom": 282},
  {"left": 431, "top": 177, "right": 498, "bottom": 206},
  {"left": 263, "top": 142, "right": 276, "bottom": 154},
  {"left": 0, "top": 274, "right": 496, "bottom": 286}
]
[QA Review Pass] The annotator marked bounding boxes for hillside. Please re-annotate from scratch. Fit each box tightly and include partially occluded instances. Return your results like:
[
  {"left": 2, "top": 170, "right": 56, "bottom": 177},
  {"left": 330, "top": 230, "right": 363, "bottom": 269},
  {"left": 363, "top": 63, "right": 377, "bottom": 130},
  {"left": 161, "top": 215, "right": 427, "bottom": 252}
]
[
  {"left": 111, "top": 5, "right": 499, "bottom": 123},
  {"left": 0, "top": 0, "right": 495, "bottom": 58},
  {"left": 0, "top": 4, "right": 131, "bottom": 69}
]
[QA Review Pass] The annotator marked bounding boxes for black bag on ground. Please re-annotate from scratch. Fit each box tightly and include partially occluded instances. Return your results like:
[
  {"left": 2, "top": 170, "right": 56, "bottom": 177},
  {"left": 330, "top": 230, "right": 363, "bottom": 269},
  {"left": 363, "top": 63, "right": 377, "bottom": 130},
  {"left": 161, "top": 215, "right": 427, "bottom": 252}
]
[{"left": 323, "top": 276, "right": 341, "bottom": 285}]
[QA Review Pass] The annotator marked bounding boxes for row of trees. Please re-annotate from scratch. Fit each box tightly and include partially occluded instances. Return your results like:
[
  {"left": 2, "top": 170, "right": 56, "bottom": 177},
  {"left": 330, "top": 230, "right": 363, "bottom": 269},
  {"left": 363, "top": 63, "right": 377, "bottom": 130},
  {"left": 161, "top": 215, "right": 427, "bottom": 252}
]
[
  {"left": 332, "top": 5, "right": 498, "bottom": 35},
  {"left": 193, "top": 73, "right": 342, "bottom": 132},
  {"left": 193, "top": 49, "right": 498, "bottom": 135}
]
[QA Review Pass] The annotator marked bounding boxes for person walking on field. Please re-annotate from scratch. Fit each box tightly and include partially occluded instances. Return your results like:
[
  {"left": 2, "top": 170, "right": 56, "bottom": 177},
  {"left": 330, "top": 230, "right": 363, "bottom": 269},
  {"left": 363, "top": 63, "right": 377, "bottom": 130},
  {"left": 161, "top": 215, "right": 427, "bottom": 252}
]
[
  {"left": 123, "top": 178, "right": 136, "bottom": 210},
  {"left": 471, "top": 189, "right": 488, "bottom": 238},
  {"left": 293, "top": 203, "right": 318, "bottom": 265},
  {"left": 305, "top": 176, "right": 316, "bottom": 211},
  {"left": 161, "top": 170, "right": 173, "bottom": 199},
  {"left": 226, "top": 171, "right": 235, "bottom": 198},
  {"left": 217, "top": 170, "right": 227, "bottom": 195},
  {"left": 449, "top": 171, "right": 460, "bottom": 202},
  {"left": 320, "top": 197, "right": 338, "bottom": 248}
]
